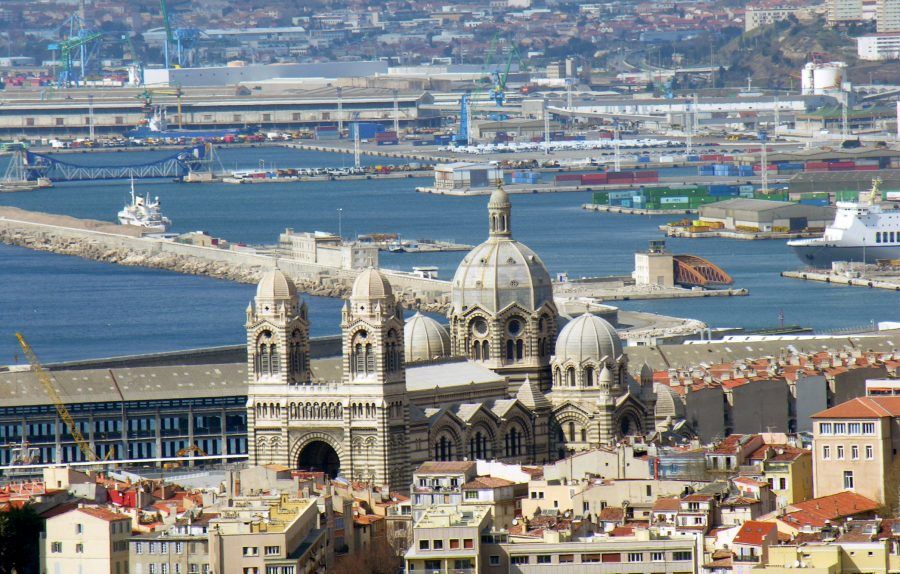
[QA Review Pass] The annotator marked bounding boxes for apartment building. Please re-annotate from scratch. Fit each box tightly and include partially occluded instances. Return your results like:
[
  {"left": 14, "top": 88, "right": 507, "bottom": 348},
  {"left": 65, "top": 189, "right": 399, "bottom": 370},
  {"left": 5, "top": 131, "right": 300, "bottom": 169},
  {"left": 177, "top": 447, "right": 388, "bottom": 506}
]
[
  {"left": 744, "top": 7, "right": 801, "bottom": 31},
  {"left": 482, "top": 530, "right": 702, "bottom": 574},
  {"left": 828, "top": 0, "right": 865, "bottom": 22},
  {"left": 405, "top": 505, "right": 491, "bottom": 574},
  {"left": 130, "top": 517, "right": 213, "bottom": 574},
  {"left": 811, "top": 396, "right": 900, "bottom": 504},
  {"left": 745, "top": 444, "right": 812, "bottom": 507},
  {"left": 207, "top": 494, "right": 330, "bottom": 574},
  {"left": 878, "top": 0, "right": 900, "bottom": 31},
  {"left": 43, "top": 505, "right": 132, "bottom": 574}
]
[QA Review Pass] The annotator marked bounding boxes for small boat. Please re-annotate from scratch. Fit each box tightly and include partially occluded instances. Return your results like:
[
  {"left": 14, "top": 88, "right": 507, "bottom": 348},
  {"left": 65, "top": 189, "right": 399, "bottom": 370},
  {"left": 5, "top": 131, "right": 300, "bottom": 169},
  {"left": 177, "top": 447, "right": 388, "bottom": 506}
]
[{"left": 117, "top": 178, "right": 172, "bottom": 232}]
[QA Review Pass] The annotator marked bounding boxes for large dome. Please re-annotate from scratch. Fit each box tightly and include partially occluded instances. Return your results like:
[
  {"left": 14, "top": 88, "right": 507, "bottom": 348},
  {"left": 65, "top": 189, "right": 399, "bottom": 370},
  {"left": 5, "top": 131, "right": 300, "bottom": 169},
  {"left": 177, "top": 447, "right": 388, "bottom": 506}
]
[
  {"left": 451, "top": 240, "right": 553, "bottom": 314},
  {"left": 554, "top": 313, "right": 623, "bottom": 363},
  {"left": 257, "top": 269, "right": 297, "bottom": 301},
  {"left": 405, "top": 312, "right": 451, "bottom": 362}
]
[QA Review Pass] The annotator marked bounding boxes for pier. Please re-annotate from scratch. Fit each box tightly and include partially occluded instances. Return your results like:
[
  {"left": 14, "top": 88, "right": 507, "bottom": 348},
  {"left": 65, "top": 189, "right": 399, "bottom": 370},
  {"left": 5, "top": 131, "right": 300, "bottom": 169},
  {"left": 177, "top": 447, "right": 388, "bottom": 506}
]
[{"left": 782, "top": 268, "right": 900, "bottom": 291}]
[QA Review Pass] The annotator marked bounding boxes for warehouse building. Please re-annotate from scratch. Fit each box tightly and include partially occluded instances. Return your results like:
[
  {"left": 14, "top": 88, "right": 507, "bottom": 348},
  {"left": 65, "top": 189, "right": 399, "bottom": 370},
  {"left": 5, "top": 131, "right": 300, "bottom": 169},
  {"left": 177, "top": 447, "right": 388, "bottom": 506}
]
[
  {"left": 698, "top": 198, "right": 835, "bottom": 232},
  {"left": 433, "top": 162, "right": 504, "bottom": 192}
]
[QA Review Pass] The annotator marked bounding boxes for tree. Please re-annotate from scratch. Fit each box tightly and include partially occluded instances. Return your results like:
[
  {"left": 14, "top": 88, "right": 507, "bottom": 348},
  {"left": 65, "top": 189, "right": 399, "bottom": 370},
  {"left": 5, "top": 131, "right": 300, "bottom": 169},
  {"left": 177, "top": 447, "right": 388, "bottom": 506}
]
[
  {"left": 0, "top": 505, "right": 42, "bottom": 574},
  {"left": 329, "top": 539, "right": 404, "bottom": 574}
]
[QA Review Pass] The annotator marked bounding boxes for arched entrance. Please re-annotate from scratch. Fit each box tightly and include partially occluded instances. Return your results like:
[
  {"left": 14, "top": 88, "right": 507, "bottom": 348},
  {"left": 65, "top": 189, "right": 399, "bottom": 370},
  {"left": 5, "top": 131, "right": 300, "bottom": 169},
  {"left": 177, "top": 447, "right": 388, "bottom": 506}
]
[{"left": 297, "top": 440, "right": 341, "bottom": 478}]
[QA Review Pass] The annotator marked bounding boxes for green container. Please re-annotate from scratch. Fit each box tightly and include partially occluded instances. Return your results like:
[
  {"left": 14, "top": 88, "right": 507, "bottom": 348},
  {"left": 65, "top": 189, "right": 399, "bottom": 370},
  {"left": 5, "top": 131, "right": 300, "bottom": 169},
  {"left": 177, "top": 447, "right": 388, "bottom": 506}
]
[
  {"left": 836, "top": 190, "right": 859, "bottom": 202},
  {"left": 644, "top": 186, "right": 708, "bottom": 198},
  {"left": 800, "top": 192, "right": 829, "bottom": 200},
  {"left": 592, "top": 192, "right": 609, "bottom": 204}
]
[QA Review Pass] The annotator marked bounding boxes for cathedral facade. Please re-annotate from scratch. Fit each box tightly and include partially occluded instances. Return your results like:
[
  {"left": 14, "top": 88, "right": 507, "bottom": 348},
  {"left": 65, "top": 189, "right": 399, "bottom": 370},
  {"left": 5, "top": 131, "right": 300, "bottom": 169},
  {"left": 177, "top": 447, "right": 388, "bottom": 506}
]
[{"left": 245, "top": 186, "right": 678, "bottom": 490}]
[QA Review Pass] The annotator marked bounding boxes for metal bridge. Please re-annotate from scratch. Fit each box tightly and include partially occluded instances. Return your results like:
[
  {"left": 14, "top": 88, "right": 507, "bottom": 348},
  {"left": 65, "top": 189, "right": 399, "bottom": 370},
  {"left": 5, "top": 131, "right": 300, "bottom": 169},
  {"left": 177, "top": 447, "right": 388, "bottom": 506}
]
[
  {"left": 21, "top": 144, "right": 209, "bottom": 182},
  {"left": 673, "top": 254, "right": 734, "bottom": 287}
]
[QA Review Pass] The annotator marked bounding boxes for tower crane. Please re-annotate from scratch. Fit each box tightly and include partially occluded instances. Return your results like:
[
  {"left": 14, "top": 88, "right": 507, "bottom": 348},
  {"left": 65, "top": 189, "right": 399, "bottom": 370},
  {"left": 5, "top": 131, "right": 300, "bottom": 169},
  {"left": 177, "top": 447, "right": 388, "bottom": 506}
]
[
  {"left": 15, "top": 333, "right": 98, "bottom": 463},
  {"left": 49, "top": 32, "right": 103, "bottom": 87},
  {"left": 160, "top": 0, "right": 175, "bottom": 69}
]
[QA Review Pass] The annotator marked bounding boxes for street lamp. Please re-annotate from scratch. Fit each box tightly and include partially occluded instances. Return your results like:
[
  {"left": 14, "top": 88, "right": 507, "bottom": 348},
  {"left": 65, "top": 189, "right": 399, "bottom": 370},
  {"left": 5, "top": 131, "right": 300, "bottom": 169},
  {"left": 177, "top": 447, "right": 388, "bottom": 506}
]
[{"left": 337, "top": 208, "right": 343, "bottom": 239}]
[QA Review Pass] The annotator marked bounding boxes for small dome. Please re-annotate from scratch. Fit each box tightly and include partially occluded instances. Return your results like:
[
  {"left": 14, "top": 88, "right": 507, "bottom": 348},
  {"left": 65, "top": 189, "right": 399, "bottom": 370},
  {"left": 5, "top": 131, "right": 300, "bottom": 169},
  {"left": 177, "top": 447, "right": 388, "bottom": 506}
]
[
  {"left": 554, "top": 313, "right": 623, "bottom": 364},
  {"left": 405, "top": 312, "right": 451, "bottom": 362},
  {"left": 353, "top": 268, "right": 393, "bottom": 300},
  {"left": 488, "top": 185, "right": 510, "bottom": 209},
  {"left": 256, "top": 269, "right": 297, "bottom": 301},
  {"left": 654, "top": 383, "right": 686, "bottom": 420}
]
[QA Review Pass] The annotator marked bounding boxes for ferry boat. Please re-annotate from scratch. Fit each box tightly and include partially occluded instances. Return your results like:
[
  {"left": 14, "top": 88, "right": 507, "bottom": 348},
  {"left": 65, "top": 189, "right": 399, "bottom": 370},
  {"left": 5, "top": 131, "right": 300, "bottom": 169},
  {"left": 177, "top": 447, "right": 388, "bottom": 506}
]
[
  {"left": 788, "top": 178, "right": 900, "bottom": 267},
  {"left": 117, "top": 178, "right": 172, "bottom": 232}
]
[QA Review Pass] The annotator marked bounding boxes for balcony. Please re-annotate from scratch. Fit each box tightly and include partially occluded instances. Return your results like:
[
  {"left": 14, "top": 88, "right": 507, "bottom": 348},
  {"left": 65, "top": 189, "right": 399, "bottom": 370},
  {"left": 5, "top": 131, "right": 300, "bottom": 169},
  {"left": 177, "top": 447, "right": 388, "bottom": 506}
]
[{"left": 734, "top": 555, "right": 760, "bottom": 563}]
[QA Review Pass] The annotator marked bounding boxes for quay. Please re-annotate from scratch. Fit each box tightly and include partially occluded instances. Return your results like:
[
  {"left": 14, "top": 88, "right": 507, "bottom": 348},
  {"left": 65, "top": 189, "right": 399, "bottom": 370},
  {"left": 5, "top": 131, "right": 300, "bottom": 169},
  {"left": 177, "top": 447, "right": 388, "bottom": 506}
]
[
  {"left": 661, "top": 225, "right": 822, "bottom": 240},
  {"left": 782, "top": 268, "right": 900, "bottom": 291}
]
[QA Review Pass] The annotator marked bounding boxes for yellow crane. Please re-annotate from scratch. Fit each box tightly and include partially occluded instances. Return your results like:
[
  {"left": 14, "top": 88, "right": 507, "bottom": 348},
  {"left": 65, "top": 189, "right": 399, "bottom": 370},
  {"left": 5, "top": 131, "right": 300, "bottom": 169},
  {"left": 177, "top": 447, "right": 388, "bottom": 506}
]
[
  {"left": 136, "top": 87, "right": 185, "bottom": 128},
  {"left": 163, "top": 444, "right": 207, "bottom": 470},
  {"left": 15, "top": 333, "right": 99, "bottom": 463}
]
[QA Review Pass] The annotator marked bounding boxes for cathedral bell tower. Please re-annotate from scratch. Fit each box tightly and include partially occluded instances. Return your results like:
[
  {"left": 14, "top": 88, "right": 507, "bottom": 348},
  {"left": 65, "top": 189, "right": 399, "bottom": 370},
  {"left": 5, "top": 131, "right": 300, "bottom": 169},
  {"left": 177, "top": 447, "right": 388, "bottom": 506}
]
[
  {"left": 340, "top": 268, "right": 410, "bottom": 491},
  {"left": 246, "top": 269, "right": 310, "bottom": 466}
]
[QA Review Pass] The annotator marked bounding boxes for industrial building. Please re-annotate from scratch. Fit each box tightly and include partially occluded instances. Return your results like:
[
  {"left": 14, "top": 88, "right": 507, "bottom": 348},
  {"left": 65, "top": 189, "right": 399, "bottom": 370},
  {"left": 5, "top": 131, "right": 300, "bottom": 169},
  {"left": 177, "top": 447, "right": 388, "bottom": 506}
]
[
  {"left": 433, "top": 162, "right": 504, "bottom": 192},
  {"left": 698, "top": 199, "right": 835, "bottom": 232},
  {"left": 0, "top": 86, "right": 438, "bottom": 137}
]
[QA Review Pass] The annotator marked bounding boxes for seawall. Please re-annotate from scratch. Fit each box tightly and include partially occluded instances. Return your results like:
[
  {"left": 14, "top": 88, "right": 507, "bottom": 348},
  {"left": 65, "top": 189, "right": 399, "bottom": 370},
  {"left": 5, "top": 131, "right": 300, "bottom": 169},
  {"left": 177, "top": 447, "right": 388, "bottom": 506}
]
[{"left": 0, "top": 207, "right": 451, "bottom": 313}]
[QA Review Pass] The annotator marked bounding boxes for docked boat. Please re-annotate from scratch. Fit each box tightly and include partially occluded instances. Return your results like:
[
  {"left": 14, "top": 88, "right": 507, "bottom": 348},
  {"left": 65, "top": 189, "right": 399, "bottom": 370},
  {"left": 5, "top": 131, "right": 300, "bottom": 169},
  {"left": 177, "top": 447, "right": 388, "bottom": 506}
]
[
  {"left": 126, "top": 106, "right": 255, "bottom": 141},
  {"left": 117, "top": 178, "right": 172, "bottom": 232},
  {"left": 788, "top": 178, "right": 900, "bottom": 267}
]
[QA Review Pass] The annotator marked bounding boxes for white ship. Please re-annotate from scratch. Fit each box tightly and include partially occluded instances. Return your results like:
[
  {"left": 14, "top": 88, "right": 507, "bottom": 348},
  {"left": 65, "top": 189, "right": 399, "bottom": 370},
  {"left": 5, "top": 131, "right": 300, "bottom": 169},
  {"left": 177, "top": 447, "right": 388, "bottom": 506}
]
[
  {"left": 117, "top": 178, "right": 172, "bottom": 232},
  {"left": 788, "top": 178, "right": 900, "bottom": 267}
]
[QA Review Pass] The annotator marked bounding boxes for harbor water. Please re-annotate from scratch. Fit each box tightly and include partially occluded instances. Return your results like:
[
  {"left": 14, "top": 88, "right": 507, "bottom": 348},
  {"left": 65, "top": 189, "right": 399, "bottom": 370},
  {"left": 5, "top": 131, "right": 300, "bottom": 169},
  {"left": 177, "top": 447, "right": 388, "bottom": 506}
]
[{"left": 0, "top": 148, "right": 896, "bottom": 363}]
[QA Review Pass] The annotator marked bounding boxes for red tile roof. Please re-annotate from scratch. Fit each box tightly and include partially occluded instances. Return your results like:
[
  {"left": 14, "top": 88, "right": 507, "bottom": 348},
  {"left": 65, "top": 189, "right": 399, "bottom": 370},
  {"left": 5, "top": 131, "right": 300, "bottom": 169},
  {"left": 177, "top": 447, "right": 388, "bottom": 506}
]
[
  {"left": 598, "top": 507, "right": 625, "bottom": 521},
  {"left": 415, "top": 461, "right": 476, "bottom": 474},
  {"left": 780, "top": 492, "right": 880, "bottom": 528},
  {"left": 77, "top": 506, "right": 130, "bottom": 522},
  {"left": 734, "top": 520, "right": 778, "bottom": 546},
  {"left": 812, "top": 396, "right": 900, "bottom": 419},
  {"left": 652, "top": 497, "right": 681, "bottom": 512},
  {"left": 462, "top": 476, "right": 516, "bottom": 490}
]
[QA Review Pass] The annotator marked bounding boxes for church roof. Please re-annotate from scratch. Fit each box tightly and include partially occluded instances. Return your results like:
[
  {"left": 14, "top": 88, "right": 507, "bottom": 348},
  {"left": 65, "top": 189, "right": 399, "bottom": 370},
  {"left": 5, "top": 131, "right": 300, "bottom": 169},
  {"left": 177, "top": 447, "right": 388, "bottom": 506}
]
[
  {"left": 352, "top": 268, "right": 393, "bottom": 300},
  {"left": 555, "top": 313, "right": 622, "bottom": 363},
  {"left": 404, "top": 312, "right": 451, "bottom": 363},
  {"left": 515, "top": 377, "right": 551, "bottom": 410},
  {"left": 256, "top": 269, "right": 297, "bottom": 301}
]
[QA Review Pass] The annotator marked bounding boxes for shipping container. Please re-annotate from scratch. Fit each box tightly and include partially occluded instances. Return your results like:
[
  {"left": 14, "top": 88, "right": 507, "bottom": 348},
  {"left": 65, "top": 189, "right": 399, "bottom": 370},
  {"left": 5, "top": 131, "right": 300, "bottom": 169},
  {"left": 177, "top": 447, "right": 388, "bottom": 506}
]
[
  {"left": 581, "top": 173, "right": 609, "bottom": 184},
  {"left": 592, "top": 192, "right": 609, "bottom": 204},
  {"left": 350, "top": 122, "right": 384, "bottom": 140},
  {"left": 799, "top": 198, "right": 829, "bottom": 206},
  {"left": 836, "top": 190, "right": 859, "bottom": 202},
  {"left": 556, "top": 173, "right": 583, "bottom": 182}
]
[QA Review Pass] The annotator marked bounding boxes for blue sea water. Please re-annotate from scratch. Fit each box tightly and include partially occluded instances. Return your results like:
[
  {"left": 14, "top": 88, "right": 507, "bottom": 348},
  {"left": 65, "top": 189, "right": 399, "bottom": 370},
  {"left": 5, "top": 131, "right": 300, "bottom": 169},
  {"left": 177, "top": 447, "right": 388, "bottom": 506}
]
[{"left": 0, "top": 148, "right": 896, "bottom": 363}]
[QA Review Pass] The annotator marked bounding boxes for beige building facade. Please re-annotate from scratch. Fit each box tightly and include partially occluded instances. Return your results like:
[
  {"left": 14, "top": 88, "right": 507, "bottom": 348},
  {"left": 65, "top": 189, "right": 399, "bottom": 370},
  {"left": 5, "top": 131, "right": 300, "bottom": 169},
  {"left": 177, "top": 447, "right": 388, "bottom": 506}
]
[{"left": 43, "top": 506, "right": 131, "bottom": 574}]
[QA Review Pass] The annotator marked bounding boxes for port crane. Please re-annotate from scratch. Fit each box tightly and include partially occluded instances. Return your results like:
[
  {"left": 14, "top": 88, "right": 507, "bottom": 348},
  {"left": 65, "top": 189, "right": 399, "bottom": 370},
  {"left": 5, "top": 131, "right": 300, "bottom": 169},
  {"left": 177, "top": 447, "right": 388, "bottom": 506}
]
[
  {"left": 160, "top": 0, "right": 202, "bottom": 68},
  {"left": 136, "top": 87, "right": 185, "bottom": 128},
  {"left": 15, "top": 333, "right": 99, "bottom": 464}
]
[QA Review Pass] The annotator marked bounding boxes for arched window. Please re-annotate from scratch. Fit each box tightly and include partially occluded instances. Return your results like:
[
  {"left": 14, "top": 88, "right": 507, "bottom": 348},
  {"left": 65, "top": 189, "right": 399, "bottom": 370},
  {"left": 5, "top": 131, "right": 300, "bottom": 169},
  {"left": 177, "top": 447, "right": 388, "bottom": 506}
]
[
  {"left": 482, "top": 340, "right": 490, "bottom": 360},
  {"left": 585, "top": 367, "right": 594, "bottom": 387},
  {"left": 567, "top": 367, "right": 576, "bottom": 387},
  {"left": 516, "top": 339, "right": 524, "bottom": 360},
  {"left": 353, "top": 343, "right": 364, "bottom": 376},
  {"left": 473, "top": 341, "right": 482, "bottom": 360},
  {"left": 269, "top": 345, "right": 279, "bottom": 374},
  {"left": 554, "top": 367, "right": 561, "bottom": 387},
  {"left": 259, "top": 344, "right": 270, "bottom": 376},
  {"left": 506, "top": 339, "right": 514, "bottom": 360},
  {"left": 365, "top": 344, "right": 374, "bottom": 374},
  {"left": 568, "top": 422, "right": 576, "bottom": 442},
  {"left": 499, "top": 214, "right": 506, "bottom": 232},
  {"left": 581, "top": 428, "right": 587, "bottom": 443}
]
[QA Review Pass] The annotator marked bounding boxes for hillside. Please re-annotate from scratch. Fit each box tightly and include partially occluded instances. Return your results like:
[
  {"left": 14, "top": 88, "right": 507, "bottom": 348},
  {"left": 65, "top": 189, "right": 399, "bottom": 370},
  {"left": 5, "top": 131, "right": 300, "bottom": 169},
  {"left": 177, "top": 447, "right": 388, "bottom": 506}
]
[{"left": 716, "top": 15, "right": 860, "bottom": 89}]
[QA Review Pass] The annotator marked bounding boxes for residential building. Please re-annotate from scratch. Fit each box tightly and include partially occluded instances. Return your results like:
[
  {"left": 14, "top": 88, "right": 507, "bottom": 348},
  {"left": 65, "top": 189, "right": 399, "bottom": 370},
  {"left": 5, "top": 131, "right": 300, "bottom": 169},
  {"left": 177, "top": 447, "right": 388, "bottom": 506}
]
[
  {"left": 482, "top": 528, "right": 702, "bottom": 573},
  {"left": 731, "top": 521, "right": 778, "bottom": 574},
  {"left": 811, "top": 396, "right": 900, "bottom": 504},
  {"left": 878, "top": 0, "right": 900, "bottom": 31},
  {"left": 43, "top": 505, "right": 132, "bottom": 574},
  {"left": 828, "top": 0, "right": 864, "bottom": 22},
  {"left": 404, "top": 505, "right": 491, "bottom": 574},
  {"left": 744, "top": 7, "right": 800, "bottom": 31},
  {"left": 207, "top": 494, "right": 330, "bottom": 574},
  {"left": 857, "top": 32, "right": 900, "bottom": 60},
  {"left": 277, "top": 229, "right": 378, "bottom": 271},
  {"left": 130, "top": 516, "right": 214, "bottom": 574},
  {"left": 746, "top": 444, "right": 813, "bottom": 507}
]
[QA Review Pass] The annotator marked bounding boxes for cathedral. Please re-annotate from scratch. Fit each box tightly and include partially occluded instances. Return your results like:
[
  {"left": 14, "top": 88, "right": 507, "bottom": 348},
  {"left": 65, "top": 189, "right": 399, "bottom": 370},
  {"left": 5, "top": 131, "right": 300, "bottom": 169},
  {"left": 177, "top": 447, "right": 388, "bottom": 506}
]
[{"left": 246, "top": 185, "right": 682, "bottom": 492}]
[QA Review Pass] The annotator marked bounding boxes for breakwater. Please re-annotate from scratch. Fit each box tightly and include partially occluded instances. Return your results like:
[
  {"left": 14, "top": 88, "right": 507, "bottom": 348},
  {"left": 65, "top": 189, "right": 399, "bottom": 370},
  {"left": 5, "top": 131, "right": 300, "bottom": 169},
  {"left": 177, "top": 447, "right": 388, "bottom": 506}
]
[{"left": 0, "top": 207, "right": 451, "bottom": 313}]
